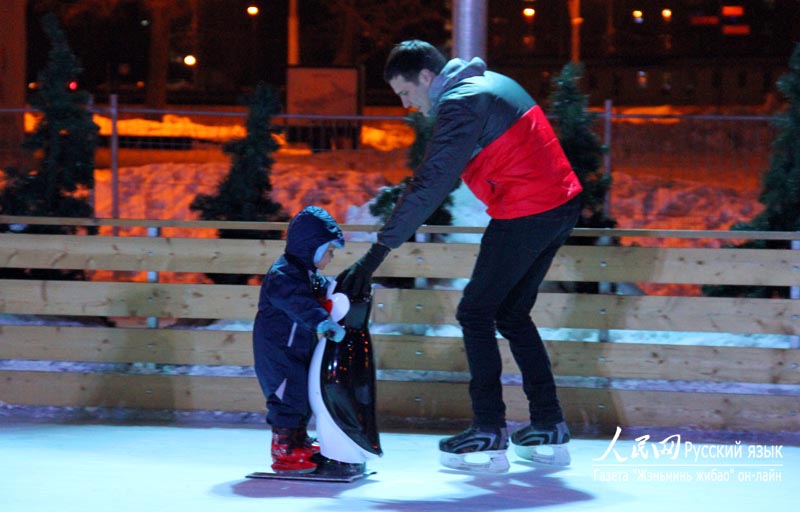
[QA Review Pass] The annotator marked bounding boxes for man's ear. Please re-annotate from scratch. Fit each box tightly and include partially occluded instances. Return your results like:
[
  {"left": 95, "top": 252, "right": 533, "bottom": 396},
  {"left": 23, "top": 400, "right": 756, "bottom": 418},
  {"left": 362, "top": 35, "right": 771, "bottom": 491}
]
[{"left": 418, "top": 69, "right": 436, "bottom": 86}]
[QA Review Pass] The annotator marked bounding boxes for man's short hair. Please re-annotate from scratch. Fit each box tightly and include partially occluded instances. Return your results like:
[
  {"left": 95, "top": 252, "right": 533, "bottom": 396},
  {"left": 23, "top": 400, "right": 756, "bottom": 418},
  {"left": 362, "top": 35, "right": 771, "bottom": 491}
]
[{"left": 383, "top": 40, "right": 447, "bottom": 84}]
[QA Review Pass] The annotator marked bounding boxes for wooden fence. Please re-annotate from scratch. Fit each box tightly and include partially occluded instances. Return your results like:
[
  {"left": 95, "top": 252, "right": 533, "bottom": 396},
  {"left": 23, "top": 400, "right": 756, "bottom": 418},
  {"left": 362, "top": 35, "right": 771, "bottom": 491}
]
[{"left": 1, "top": 216, "right": 798, "bottom": 434}]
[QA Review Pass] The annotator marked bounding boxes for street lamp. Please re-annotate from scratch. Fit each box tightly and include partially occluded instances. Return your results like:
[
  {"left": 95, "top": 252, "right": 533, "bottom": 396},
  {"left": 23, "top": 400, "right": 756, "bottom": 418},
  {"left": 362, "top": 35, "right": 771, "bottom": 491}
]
[
  {"left": 522, "top": 7, "right": 536, "bottom": 51},
  {"left": 247, "top": 5, "right": 260, "bottom": 84},
  {"left": 288, "top": 0, "right": 299, "bottom": 65},
  {"left": 661, "top": 9, "right": 673, "bottom": 51},
  {"left": 568, "top": 0, "right": 583, "bottom": 62},
  {"left": 183, "top": 54, "right": 198, "bottom": 87}
]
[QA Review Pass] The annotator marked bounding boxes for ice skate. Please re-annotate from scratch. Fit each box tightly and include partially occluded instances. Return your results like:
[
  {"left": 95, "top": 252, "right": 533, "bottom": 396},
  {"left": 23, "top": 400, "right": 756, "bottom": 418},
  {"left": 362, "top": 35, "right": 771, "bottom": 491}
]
[
  {"left": 438, "top": 425, "right": 510, "bottom": 473},
  {"left": 311, "top": 453, "right": 369, "bottom": 479},
  {"left": 247, "top": 449, "right": 373, "bottom": 483},
  {"left": 510, "top": 421, "right": 572, "bottom": 467},
  {"left": 270, "top": 427, "right": 317, "bottom": 474}
]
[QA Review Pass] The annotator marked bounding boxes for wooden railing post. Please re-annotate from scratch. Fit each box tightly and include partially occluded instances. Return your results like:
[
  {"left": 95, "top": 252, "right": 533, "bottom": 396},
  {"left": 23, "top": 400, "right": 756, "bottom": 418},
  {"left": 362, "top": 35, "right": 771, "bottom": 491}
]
[
  {"left": 791, "top": 236, "right": 799, "bottom": 349},
  {"left": 146, "top": 225, "right": 160, "bottom": 329}
]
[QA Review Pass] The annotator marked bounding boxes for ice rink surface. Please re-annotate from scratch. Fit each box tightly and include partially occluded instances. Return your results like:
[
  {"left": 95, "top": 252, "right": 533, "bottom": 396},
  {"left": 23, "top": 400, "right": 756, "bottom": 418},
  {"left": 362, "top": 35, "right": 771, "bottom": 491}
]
[{"left": 1, "top": 421, "right": 793, "bottom": 512}]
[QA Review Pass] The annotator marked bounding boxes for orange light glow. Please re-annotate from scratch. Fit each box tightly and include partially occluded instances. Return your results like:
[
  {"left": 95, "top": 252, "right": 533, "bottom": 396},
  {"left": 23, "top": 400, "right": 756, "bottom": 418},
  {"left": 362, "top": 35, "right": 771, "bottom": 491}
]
[
  {"left": 661, "top": 9, "right": 672, "bottom": 20},
  {"left": 246, "top": 5, "right": 259, "bottom": 16},
  {"left": 690, "top": 15, "right": 720, "bottom": 25},
  {"left": 722, "top": 24, "right": 750, "bottom": 35},
  {"left": 523, "top": 7, "right": 536, "bottom": 19},
  {"left": 722, "top": 6, "right": 744, "bottom": 17}
]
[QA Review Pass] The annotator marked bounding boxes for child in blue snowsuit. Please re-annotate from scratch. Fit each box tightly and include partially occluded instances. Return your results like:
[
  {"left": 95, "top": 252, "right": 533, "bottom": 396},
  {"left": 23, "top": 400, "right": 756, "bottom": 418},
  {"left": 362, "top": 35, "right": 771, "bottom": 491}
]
[{"left": 253, "top": 205, "right": 345, "bottom": 474}]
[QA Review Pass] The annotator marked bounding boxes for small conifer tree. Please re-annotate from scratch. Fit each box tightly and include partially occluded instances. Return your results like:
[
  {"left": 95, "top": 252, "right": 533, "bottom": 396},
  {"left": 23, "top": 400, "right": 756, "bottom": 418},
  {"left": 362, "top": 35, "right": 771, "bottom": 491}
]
[
  {"left": 0, "top": 13, "right": 98, "bottom": 280},
  {"left": 0, "top": 13, "right": 98, "bottom": 229},
  {"left": 704, "top": 43, "right": 800, "bottom": 298},
  {"left": 743, "top": 43, "right": 800, "bottom": 235},
  {"left": 549, "top": 62, "right": 615, "bottom": 230},
  {"left": 190, "top": 83, "right": 289, "bottom": 285}
]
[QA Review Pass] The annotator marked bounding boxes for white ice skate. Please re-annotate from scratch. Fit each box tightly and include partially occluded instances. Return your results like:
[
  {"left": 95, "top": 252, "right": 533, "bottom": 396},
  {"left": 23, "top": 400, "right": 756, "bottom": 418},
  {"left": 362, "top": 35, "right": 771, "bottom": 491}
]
[
  {"left": 439, "top": 449, "right": 510, "bottom": 473},
  {"left": 438, "top": 425, "right": 510, "bottom": 473},
  {"left": 511, "top": 421, "right": 572, "bottom": 467},
  {"left": 513, "top": 444, "right": 571, "bottom": 466}
]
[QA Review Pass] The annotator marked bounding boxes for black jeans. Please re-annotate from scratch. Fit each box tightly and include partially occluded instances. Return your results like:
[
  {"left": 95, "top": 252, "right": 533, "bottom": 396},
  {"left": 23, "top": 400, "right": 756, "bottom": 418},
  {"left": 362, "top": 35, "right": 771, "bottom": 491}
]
[{"left": 456, "top": 197, "right": 580, "bottom": 429}]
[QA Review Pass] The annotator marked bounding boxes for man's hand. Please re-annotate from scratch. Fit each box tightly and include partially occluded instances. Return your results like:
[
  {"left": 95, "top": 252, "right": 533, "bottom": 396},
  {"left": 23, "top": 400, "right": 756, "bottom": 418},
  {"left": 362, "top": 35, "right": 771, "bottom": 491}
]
[
  {"left": 335, "top": 243, "right": 390, "bottom": 298},
  {"left": 317, "top": 318, "right": 345, "bottom": 342}
]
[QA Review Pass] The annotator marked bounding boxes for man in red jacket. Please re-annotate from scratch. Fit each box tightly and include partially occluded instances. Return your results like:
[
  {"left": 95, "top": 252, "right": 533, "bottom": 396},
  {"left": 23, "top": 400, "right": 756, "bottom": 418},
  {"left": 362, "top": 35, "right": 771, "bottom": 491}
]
[{"left": 337, "top": 40, "right": 582, "bottom": 472}]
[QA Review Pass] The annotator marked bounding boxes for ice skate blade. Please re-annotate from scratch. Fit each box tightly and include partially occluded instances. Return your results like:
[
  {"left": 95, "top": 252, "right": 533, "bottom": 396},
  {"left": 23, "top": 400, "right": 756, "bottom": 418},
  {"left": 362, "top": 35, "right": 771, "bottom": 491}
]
[
  {"left": 513, "top": 444, "right": 571, "bottom": 467},
  {"left": 439, "top": 450, "right": 510, "bottom": 473},
  {"left": 246, "top": 470, "right": 375, "bottom": 483},
  {"left": 270, "top": 467, "right": 316, "bottom": 475}
]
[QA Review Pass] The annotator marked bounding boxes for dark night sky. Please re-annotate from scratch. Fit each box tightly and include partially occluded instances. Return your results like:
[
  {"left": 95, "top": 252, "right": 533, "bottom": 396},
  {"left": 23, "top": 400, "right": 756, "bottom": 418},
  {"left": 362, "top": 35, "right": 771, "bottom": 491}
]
[{"left": 24, "top": 0, "right": 800, "bottom": 103}]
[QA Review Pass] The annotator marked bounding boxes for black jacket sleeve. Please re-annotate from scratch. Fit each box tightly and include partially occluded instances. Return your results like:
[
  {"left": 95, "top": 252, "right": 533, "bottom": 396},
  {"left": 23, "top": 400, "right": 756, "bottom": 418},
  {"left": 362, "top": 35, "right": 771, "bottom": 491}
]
[{"left": 377, "top": 98, "right": 484, "bottom": 249}]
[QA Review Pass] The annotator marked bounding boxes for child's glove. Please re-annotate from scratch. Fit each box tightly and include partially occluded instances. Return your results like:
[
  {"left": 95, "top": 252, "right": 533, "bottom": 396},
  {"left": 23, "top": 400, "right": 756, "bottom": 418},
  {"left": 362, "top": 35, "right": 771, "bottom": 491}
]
[{"left": 316, "top": 318, "right": 345, "bottom": 342}]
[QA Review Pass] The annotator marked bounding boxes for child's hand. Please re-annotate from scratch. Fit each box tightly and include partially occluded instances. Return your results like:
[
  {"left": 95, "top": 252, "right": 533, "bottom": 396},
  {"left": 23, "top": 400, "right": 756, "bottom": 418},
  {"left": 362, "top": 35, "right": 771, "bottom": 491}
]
[{"left": 316, "top": 318, "right": 345, "bottom": 342}]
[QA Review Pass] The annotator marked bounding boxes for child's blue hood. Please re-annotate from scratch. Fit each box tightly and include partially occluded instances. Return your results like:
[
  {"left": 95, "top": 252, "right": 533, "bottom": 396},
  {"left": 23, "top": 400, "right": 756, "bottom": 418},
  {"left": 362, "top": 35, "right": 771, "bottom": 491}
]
[{"left": 285, "top": 206, "right": 344, "bottom": 270}]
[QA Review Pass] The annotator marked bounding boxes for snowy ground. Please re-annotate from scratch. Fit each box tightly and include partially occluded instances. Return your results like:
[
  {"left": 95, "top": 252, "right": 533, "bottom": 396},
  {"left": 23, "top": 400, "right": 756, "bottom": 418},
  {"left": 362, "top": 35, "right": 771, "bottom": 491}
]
[
  {"left": 89, "top": 147, "right": 762, "bottom": 242},
  {"left": 0, "top": 420, "right": 793, "bottom": 512},
  {"left": 77, "top": 105, "right": 766, "bottom": 238}
]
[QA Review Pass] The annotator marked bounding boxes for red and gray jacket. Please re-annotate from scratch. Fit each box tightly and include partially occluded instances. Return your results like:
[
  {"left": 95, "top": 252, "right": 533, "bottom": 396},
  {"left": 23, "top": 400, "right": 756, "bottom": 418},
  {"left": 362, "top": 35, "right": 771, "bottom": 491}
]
[{"left": 378, "top": 57, "right": 582, "bottom": 249}]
